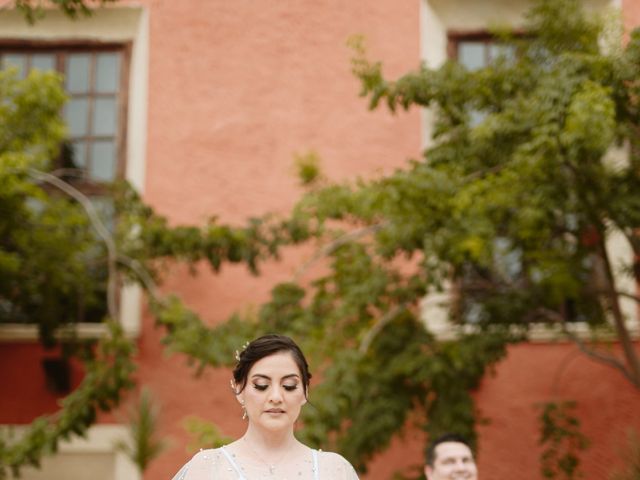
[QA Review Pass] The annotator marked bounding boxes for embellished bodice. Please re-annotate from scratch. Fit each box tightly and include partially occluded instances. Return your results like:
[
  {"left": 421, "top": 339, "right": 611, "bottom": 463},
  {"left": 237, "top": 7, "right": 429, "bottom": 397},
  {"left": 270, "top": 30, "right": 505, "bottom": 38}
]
[{"left": 172, "top": 446, "right": 359, "bottom": 480}]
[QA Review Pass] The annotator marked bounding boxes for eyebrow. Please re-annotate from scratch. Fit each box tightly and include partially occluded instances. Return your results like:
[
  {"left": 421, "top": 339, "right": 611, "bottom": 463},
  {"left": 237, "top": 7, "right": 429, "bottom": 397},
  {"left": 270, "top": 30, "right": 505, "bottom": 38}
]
[{"left": 251, "top": 374, "right": 300, "bottom": 381}]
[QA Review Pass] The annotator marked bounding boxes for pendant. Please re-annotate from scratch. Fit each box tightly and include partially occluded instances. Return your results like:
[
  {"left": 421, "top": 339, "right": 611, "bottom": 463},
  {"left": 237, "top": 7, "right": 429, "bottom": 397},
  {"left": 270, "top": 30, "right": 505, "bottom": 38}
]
[{"left": 269, "top": 464, "right": 275, "bottom": 474}]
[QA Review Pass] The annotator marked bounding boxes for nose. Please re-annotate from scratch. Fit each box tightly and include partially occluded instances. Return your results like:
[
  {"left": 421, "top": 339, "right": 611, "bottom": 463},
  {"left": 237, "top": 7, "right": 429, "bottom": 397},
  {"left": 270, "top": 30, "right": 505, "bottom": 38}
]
[
  {"left": 268, "top": 385, "right": 283, "bottom": 403},
  {"left": 453, "top": 460, "right": 471, "bottom": 472},
  {"left": 455, "top": 464, "right": 466, "bottom": 471}
]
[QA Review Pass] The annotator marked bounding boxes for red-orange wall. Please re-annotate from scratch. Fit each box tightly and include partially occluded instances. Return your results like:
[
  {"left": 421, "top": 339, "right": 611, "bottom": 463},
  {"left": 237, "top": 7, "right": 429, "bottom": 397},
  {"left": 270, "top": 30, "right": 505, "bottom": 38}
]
[{"left": 624, "top": 0, "right": 640, "bottom": 38}]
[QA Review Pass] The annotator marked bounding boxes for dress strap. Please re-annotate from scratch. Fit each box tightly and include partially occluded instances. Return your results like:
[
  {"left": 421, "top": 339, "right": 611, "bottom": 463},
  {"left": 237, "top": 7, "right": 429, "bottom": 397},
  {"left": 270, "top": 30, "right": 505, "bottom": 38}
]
[
  {"left": 221, "top": 446, "right": 248, "bottom": 480},
  {"left": 173, "top": 464, "right": 189, "bottom": 480},
  {"left": 312, "top": 449, "right": 319, "bottom": 480}
]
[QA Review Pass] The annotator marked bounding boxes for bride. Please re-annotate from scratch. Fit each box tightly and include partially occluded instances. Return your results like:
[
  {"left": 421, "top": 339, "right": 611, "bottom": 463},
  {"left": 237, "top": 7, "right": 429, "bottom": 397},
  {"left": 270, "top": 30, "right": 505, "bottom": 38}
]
[{"left": 172, "top": 334, "right": 359, "bottom": 479}]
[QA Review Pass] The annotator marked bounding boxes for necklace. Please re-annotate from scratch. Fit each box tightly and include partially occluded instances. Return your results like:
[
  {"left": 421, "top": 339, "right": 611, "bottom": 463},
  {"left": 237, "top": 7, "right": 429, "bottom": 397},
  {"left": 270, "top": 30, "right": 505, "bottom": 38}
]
[{"left": 242, "top": 437, "right": 292, "bottom": 475}]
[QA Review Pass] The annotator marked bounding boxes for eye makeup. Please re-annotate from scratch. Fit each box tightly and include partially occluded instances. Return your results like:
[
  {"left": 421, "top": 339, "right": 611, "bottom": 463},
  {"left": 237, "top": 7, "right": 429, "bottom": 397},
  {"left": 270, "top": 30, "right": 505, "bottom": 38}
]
[{"left": 250, "top": 382, "right": 299, "bottom": 392}]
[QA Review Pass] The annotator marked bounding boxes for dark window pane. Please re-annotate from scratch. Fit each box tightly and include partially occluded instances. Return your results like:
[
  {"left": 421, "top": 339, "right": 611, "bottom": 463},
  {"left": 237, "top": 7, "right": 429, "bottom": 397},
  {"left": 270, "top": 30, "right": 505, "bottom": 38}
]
[
  {"left": 95, "top": 53, "right": 120, "bottom": 93},
  {"left": 65, "top": 54, "right": 91, "bottom": 93}
]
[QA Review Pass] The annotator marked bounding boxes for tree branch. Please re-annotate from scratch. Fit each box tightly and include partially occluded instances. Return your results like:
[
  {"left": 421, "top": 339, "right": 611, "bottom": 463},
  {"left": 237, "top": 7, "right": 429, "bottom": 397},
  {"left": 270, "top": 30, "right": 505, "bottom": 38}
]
[
  {"left": 596, "top": 236, "right": 640, "bottom": 386},
  {"left": 534, "top": 307, "right": 640, "bottom": 388},
  {"left": 359, "top": 303, "right": 408, "bottom": 355},
  {"left": 27, "top": 168, "right": 119, "bottom": 321},
  {"left": 293, "top": 223, "right": 385, "bottom": 282}
]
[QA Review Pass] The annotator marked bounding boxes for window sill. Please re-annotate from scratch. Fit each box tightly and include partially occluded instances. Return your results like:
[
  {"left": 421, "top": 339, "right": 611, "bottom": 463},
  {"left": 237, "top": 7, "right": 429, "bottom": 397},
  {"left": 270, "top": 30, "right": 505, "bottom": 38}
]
[
  {"left": 425, "top": 319, "right": 640, "bottom": 343},
  {"left": 0, "top": 284, "right": 141, "bottom": 343},
  {"left": 0, "top": 322, "right": 110, "bottom": 342}
]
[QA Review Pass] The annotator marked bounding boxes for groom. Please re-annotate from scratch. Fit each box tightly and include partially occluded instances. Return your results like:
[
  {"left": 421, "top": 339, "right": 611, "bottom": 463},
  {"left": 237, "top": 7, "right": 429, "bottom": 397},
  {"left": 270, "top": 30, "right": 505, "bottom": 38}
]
[{"left": 424, "top": 433, "right": 478, "bottom": 480}]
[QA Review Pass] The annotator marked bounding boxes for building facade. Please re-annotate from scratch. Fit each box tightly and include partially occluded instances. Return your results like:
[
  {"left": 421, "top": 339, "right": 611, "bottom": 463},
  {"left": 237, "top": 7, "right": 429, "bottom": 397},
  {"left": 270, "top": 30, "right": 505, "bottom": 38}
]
[{"left": 0, "top": 1, "right": 638, "bottom": 479}]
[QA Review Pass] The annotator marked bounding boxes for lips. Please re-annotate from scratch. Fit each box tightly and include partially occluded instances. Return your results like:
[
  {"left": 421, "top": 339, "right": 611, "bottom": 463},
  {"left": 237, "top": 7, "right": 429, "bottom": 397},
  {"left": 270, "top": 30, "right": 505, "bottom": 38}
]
[{"left": 265, "top": 409, "right": 285, "bottom": 414}]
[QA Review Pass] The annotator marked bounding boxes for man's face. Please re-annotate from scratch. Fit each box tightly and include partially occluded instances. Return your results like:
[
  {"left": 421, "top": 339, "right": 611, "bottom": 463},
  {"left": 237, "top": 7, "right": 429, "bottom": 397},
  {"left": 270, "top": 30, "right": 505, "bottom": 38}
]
[{"left": 424, "top": 441, "right": 478, "bottom": 480}]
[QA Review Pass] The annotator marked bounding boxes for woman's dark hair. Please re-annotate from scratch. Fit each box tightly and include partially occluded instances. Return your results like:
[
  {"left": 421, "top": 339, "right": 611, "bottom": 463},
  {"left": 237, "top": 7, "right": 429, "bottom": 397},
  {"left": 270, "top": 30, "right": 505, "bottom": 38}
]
[{"left": 232, "top": 334, "right": 312, "bottom": 395}]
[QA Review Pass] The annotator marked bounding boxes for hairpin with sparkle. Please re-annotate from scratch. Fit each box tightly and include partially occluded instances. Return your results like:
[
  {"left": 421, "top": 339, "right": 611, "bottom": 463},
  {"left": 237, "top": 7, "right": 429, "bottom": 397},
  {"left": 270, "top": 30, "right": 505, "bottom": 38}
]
[{"left": 234, "top": 341, "right": 250, "bottom": 361}]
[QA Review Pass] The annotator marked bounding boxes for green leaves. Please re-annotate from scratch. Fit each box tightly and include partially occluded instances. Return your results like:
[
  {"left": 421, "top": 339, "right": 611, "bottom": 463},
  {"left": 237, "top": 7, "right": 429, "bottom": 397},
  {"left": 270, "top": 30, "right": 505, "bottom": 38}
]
[
  {"left": 0, "top": 69, "right": 66, "bottom": 164},
  {"left": 115, "top": 387, "right": 167, "bottom": 473},
  {"left": 14, "top": 0, "right": 120, "bottom": 24},
  {"left": 561, "top": 81, "right": 615, "bottom": 156},
  {"left": 538, "top": 401, "right": 590, "bottom": 480}
]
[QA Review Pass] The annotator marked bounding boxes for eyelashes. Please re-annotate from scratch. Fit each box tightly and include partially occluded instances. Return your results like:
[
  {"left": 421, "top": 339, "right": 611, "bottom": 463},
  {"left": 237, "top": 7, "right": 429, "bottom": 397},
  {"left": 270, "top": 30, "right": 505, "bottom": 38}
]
[{"left": 252, "top": 384, "right": 299, "bottom": 392}]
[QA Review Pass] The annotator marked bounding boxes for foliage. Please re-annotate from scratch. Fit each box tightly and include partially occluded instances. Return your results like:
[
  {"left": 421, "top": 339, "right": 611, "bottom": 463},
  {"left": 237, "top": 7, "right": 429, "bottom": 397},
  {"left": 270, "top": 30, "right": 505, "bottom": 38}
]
[
  {"left": 12, "top": 0, "right": 119, "bottom": 24},
  {"left": 182, "top": 416, "right": 233, "bottom": 454},
  {"left": 0, "top": 69, "right": 112, "bottom": 346},
  {"left": 115, "top": 387, "right": 167, "bottom": 473},
  {"left": 611, "top": 430, "right": 640, "bottom": 480},
  {"left": 346, "top": 0, "right": 640, "bottom": 386},
  {"left": 294, "top": 150, "right": 323, "bottom": 186},
  {"left": 538, "top": 401, "right": 590, "bottom": 480}
]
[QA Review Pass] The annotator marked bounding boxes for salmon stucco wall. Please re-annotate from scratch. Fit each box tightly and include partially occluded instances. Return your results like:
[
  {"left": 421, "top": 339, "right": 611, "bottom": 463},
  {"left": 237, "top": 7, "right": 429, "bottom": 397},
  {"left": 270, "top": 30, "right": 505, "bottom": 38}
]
[
  {"left": 1, "top": 2, "right": 640, "bottom": 480},
  {"left": 624, "top": 0, "right": 640, "bottom": 38}
]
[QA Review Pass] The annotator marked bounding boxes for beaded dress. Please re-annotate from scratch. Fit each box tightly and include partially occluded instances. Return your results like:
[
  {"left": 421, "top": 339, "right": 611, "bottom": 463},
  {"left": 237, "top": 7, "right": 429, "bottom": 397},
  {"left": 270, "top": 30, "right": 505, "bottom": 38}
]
[{"left": 172, "top": 446, "right": 359, "bottom": 480}]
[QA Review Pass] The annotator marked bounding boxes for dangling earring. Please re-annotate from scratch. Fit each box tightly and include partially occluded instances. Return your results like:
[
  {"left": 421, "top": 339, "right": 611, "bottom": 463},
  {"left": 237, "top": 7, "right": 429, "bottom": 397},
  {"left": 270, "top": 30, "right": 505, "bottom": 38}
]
[{"left": 240, "top": 401, "right": 247, "bottom": 420}]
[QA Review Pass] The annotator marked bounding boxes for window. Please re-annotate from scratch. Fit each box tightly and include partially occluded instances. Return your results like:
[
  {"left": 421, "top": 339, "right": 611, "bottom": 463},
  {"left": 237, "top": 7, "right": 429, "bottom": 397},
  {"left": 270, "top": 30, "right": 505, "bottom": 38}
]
[
  {"left": 0, "top": 44, "right": 129, "bottom": 191},
  {"left": 0, "top": 43, "right": 129, "bottom": 329},
  {"left": 448, "top": 33, "right": 516, "bottom": 71},
  {"left": 0, "top": 8, "right": 145, "bottom": 341}
]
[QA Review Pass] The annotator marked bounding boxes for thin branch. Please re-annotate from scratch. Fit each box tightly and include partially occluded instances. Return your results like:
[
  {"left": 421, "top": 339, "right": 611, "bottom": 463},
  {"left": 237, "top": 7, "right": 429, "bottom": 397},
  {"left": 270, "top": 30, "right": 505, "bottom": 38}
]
[
  {"left": 359, "top": 303, "right": 408, "bottom": 355},
  {"left": 534, "top": 307, "right": 639, "bottom": 387},
  {"left": 596, "top": 236, "right": 640, "bottom": 386},
  {"left": 27, "top": 168, "right": 119, "bottom": 320},
  {"left": 589, "top": 289, "right": 640, "bottom": 304},
  {"left": 293, "top": 223, "right": 385, "bottom": 282},
  {"left": 116, "top": 255, "right": 161, "bottom": 302}
]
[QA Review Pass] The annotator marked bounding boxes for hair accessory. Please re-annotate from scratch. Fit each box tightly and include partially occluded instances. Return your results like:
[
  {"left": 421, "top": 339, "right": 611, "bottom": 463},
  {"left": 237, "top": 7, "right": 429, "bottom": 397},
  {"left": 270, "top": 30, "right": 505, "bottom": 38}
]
[{"left": 234, "top": 341, "right": 251, "bottom": 362}]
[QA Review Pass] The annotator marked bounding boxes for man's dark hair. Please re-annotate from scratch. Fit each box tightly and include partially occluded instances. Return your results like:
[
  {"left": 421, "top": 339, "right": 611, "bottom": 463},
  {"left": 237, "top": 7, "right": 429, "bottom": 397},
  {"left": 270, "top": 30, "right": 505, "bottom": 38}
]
[{"left": 426, "top": 433, "right": 473, "bottom": 467}]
